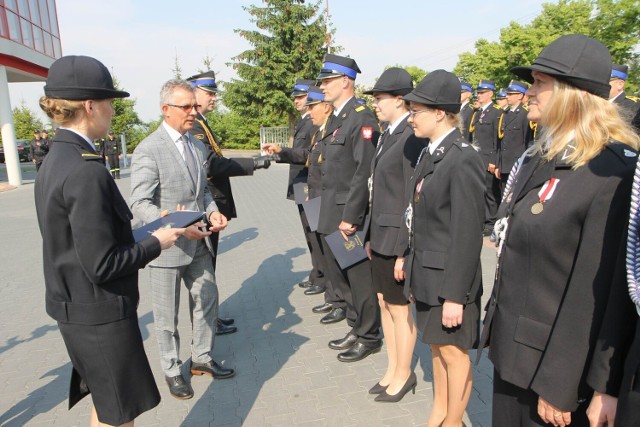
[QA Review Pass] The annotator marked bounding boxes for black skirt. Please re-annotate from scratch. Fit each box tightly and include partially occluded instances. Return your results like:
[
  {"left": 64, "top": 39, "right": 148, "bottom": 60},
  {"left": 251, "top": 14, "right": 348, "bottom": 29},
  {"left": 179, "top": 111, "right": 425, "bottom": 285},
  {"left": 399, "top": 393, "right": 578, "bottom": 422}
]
[
  {"left": 58, "top": 315, "right": 160, "bottom": 425},
  {"left": 371, "top": 251, "right": 409, "bottom": 305},
  {"left": 415, "top": 298, "right": 480, "bottom": 349}
]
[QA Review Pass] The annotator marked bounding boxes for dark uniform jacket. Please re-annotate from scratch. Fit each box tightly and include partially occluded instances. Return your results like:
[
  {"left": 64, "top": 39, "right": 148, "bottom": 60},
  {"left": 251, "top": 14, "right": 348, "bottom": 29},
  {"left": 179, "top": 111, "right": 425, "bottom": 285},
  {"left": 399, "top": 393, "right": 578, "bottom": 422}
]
[
  {"left": 484, "top": 143, "right": 638, "bottom": 411},
  {"left": 368, "top": 116, "right": 425, "bottom": 257},
  {"left": 307, "top": 127, "right": 327, "bottom": 199},
  {"left": 284, "top": 114, "right": 316, "bottom": 200},
  {"left": 34, "top": 129, "right": 161, "bottom": 325},
  {"left": 104, "top": 137, "right": 120, "bottom": 156},
  {"left": 460, "top": 102, "right": 474, "bottom": 142},
  {"left": 191, "top": 113, "right": 254, "bottom": 219},
  {"left": 30, "top": 138, "right": 49, "bottom": 162},
  {"left": 317, "top": 97, "right": 379, "bottom": 235},
  {"left": 497, "top": 103, "right": 532, "bottom": 175},
  {"left": 404, "top": 130, "right": 485, "bottom": 306},
  {"left": 613, "top": 91, "right": 639, "bottom": 125},
  {"left": 470, "top": 102, "right": 503, "bottom": 168}
]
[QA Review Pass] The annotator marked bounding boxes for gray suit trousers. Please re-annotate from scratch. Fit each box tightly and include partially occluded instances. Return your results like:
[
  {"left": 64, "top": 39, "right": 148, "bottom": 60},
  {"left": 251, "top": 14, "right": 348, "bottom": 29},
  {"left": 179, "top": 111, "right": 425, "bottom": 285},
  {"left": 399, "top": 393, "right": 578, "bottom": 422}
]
[{"left": 149, "top": 241, "right": 218, "bottom": 377}]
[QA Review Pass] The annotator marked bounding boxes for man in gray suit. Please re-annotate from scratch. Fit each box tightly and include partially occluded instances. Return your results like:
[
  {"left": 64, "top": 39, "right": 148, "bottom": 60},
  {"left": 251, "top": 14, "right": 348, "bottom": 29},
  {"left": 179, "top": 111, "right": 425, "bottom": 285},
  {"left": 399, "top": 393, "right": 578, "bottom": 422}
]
[{"left": 130, "top": 80, "right": 234, "bottom": 400}]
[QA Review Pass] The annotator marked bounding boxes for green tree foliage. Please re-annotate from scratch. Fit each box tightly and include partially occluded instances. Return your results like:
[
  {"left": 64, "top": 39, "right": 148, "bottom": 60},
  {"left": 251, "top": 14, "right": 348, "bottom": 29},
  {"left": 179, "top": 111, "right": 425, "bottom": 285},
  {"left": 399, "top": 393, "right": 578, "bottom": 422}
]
[
  {"left": 0, "top": 103, "right": 43, "bottom": 145},
  {"left": 12, "top": 103, "right": 44, "bottom": 140},
  {"left": 110, "top": 77, "right": 146, "bottom": 152},
  {"left": 454, "top": 0, "right": 640, "bottom": 93},
  {"left": 223, "top": 0, "right": 333, "bottom": 147}
]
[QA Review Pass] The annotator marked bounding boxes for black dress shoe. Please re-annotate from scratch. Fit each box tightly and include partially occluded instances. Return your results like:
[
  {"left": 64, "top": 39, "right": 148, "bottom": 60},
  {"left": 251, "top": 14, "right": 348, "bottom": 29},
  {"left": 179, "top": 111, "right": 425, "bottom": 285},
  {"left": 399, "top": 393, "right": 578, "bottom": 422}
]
[
  {"left": 320, "top": 307, "right": 346, "bottom": 324},
  {"left": 329, "top": 332, "right": 358, "bottom": 350},
  {"left": 298, "top": 280, "right": 313, "bottom": 288},
  {"left": 216, "top": 323, "right": 238, "bottom": 336},
  {"left": 368, "top": 382, "right": 388, "bottom": 394},
  {"left": 375, "top": 372, "right": 417, "bottom": 402},
  {"left": 190, "top": 359, "right": 235, "bottom": 379},
  {"left": 165, "top": 375, "right": 194, "bottom": 400},
  {"left": 312, "top": 302, "right": 333, "bottom": 313},
  {"left": 304, "top": 284, "right": 325, "bottom": 295},
  {"left": 337, "top": 341, "right": 382, "bottom": 362},
  {"left": 218, "top": 317, "right": 235, "bottom": 326}
]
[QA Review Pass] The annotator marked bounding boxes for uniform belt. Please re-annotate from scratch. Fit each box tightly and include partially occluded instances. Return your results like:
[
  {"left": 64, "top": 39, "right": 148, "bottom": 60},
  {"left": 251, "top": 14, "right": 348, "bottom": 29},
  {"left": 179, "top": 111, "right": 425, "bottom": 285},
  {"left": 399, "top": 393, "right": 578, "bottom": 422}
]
[{"left": 47, "top": 295, "right": 137, "bottom": 325}]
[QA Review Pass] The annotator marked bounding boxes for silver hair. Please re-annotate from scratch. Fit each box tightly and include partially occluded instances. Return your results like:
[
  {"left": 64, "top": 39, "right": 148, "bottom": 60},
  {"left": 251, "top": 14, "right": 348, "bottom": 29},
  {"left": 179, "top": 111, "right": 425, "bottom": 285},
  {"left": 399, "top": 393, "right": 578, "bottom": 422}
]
[{"left": 159, "top": 79, "right": 194, "bottom": 108}]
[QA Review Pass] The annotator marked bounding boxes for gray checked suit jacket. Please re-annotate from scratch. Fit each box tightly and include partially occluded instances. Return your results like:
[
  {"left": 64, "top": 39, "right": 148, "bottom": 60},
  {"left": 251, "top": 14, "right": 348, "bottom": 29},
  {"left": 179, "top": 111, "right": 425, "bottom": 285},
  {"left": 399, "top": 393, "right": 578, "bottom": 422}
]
[{"left": 130, "top": 124, "right": 218, "bottom": 268}]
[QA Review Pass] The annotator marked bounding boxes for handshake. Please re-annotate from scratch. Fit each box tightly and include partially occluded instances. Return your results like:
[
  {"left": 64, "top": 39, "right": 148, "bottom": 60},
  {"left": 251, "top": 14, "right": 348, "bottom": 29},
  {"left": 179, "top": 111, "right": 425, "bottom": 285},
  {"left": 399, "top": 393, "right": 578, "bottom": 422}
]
[{"left": 253, "top": 155, "right": 278, "bottom": 170}]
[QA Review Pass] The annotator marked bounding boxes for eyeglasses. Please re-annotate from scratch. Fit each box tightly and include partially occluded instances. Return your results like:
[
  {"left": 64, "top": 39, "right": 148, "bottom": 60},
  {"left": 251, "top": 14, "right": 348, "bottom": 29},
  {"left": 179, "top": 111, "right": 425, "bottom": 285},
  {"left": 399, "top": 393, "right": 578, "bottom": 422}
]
[
  {"left": 167, "top": 103, "right": 200, "bottom": 112},
  {"left": 409, "top": 109, "right": 430, "bottom": 118}
]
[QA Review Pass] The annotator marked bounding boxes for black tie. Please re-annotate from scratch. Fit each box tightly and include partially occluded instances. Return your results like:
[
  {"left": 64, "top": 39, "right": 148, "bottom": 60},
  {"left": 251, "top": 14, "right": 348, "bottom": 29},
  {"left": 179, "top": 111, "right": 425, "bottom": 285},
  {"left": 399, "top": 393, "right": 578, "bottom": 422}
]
[{"left": 180, "top": 134, "right": 198, "bottom": 186}]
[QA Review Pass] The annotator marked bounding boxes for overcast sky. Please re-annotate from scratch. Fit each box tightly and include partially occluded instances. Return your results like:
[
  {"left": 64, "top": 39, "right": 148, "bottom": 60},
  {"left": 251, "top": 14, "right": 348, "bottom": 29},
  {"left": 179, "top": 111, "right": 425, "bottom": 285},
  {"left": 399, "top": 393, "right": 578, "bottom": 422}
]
[{"left": 8, "top": 0, "right": 547, "bottom": 122}]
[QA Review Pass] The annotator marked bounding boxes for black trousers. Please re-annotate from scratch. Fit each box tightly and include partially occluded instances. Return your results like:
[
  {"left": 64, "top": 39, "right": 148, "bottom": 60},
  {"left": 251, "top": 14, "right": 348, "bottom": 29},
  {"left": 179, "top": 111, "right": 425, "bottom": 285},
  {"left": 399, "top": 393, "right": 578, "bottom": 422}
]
[
  {"left": 108, "top": 154, "right": 120, "bottom": 170},
  {"left": 492, "top": 370, "right": 589, "bottom": 427},
  {"left": 616, "top": 316, "right": 640, "bottom": 426},
  {"left": 297, "top": 204, "right": 328, "bottom": 290},
  {"left": 484, "top": 171, "right": 501, "bottom": 227},
  {"left": 321, "top": 233, "right": 381, "bottom": 345}
]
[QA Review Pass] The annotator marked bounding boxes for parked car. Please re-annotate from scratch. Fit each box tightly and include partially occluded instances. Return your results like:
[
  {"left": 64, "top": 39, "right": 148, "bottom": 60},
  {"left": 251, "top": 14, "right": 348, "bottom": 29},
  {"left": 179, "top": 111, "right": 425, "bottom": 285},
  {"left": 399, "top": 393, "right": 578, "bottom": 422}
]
[{"left": 0, "top": 139, "right": 32, "bottom": 163}]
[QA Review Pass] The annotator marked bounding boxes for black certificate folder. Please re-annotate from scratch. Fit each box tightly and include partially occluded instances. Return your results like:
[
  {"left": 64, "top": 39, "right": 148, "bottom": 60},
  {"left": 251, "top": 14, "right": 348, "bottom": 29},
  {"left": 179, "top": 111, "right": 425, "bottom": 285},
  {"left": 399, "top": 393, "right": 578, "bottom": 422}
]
[
  {"left": 302, "top": 197, "right": 321, "bottom": 232},
  {"left": 325, "top": 229, "right": 368, "bottom": 270},
  {"left": 133, "top": 211, "right": 205, "bottom": 242}
]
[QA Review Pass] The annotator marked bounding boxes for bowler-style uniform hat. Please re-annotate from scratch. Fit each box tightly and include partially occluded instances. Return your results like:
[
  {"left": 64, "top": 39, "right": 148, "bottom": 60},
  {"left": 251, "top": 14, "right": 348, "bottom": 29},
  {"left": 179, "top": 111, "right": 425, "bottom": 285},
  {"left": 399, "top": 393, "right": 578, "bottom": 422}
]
[
  {"left": 511, "top": 34, "right": 612, "bottom": 99},
  {"left": 403, "top": 69, "right": 461, "bottom": 113},
  {"left": 506, "top": 80, "right": 528, "bottom": 94},
  {"left": 187, "top": 70, "right": 218, "bottom": 93},
  {"left": 305, "top": 86, "right": 326, "bottom": 105},
  {"left": 44, "top": 55, "right": 130, "bottom": 100},
  {"left": 363, "top": 67, "right": 413, "bottom": 96},
  {"left": 476, "top": 80, "right": 496, "bottom": 92},
  {"left": 611, "top": 64, "right": 629, "bottom": 81},
  {"left": 317, "top": 53, "right": 361, "bottom": 80},
  {"left": 291, "top": 79, "right": 316, "bottom": 97}
]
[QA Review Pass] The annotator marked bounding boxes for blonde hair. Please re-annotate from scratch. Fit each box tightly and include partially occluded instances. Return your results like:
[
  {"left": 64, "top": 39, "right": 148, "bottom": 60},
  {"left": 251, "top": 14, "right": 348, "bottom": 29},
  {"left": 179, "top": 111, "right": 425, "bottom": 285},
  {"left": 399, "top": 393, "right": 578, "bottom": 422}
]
[
  {"left": 39, "top": 97, "right": 85, "bottom": 125},
  {"left": 534, "top": 79, "right": 640, "bottom": 168}
]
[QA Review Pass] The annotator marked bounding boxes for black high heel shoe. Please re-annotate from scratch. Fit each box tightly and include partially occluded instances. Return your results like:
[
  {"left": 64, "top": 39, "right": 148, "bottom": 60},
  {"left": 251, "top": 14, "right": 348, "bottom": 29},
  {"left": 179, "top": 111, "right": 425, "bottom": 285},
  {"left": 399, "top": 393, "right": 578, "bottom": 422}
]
[
  {"left": 368, "top": 382, "right": 388, "bottom": 394},
  {"left": 374, "top": 372, "right": 417, "bottom": 402}
]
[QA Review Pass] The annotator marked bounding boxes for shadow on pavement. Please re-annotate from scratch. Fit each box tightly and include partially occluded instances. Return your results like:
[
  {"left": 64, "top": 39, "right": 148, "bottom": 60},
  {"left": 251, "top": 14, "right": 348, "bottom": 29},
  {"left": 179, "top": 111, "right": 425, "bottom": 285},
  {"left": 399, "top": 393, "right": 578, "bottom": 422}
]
[
  {"left": 182, "top": 247, "right": 309, "bottom": 426},
  {"left": 0, "top": 324, "right": 58, "bottom": 355},
  {"left": 0, "top": 363, "right": 70, "bottom": 426},
  {"left": 217, "top": 227, "right": 259, "bottom": 256}
]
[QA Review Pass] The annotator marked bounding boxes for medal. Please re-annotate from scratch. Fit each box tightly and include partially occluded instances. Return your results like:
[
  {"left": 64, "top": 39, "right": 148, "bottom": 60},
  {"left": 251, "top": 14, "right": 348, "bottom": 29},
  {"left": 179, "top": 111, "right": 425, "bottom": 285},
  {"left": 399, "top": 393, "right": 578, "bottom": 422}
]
[
  {"left": 531, "top": 202, "right": 544, "bottom": 215},
  {"left": 414, "top": 178, "right": 424, "bottom": 203},
  {"left": 531, "top": 178, "right": 559, "bottom": 215}
]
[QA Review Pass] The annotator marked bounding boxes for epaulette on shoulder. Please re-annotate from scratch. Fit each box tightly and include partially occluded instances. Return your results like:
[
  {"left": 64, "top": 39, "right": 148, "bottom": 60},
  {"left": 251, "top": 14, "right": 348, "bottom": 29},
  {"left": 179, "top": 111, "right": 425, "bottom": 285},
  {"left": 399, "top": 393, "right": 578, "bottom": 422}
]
[
  {"left": 523, "top": 104, "right": 529, "bottom": 111},
  {"left": 355, "top": 105, "right": 366, "bottom": 112},
  {"left": 627, "top": 96, "right": 639, "bottom": 103},
  {"left": 193, "top": 133, "right": 205, "bottom": 140},
  {"left": 81, "top": 153, "right": 103, "bottom": 161},
  {"left": 605, "top": 141, "right": 638, "bottom": 165},
  {"left": 493, "top": 104, "right": 502, "bottom": 110}
]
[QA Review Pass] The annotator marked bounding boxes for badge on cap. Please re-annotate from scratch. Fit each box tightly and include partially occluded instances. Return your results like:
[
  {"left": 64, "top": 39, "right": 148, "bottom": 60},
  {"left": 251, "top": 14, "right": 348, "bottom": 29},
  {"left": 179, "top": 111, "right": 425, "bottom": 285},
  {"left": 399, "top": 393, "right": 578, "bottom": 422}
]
[{"left": 362, "top": 127, "right": 373, "bottom": 140}]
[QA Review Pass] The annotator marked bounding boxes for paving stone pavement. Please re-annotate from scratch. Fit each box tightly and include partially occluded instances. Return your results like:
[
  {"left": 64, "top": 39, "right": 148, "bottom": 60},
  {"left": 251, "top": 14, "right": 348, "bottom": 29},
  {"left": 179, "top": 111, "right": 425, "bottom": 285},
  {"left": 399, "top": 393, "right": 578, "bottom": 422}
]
[{"left": 0, "top": 159, "right": 497, "bottom": 426}]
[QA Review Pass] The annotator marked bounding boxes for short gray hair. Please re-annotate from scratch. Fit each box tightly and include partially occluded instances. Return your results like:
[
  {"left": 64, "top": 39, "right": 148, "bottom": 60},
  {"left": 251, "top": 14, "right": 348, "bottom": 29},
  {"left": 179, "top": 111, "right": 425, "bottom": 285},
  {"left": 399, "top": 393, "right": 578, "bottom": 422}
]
[{"left": 159, "top": 79, "right": 194, "bottom": 108}]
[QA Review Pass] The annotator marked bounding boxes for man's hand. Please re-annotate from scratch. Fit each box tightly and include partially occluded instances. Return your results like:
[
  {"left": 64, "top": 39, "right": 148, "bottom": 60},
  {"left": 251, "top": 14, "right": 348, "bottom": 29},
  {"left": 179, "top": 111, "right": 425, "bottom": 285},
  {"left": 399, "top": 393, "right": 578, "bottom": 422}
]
[
  {"left": 262, "top": 143, "right": 282, "bottom": 155},
  {"left": 208, "top": 211, "right": 228, "bottom": 232},
  {"left": 338, "top": 221, "right": 356, "bottom": 241},
  {"left": 488, "top": 163, "right": 496, "bottom": 174},
  {"left": 494, "top": 168, "right": 501, "bottom": 179},
  {"left": 183, "top": 222, "right": 211, "bottom": 240}
]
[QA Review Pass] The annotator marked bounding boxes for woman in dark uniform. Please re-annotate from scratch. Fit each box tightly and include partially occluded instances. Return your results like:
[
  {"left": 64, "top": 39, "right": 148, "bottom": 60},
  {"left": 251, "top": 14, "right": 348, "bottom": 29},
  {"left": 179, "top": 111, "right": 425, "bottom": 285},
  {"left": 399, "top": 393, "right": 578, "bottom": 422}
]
[
  {"left": 34, "top": 56, "right": 184, "bottom": 427},
  {"left": 403, "top": 70, "right": 486, "bottom": 425},
  {"left": 363, "top": 68, "right": 425, "bottom": 402},
  {"left": 481, "top": 35, "right": 640, "bottom": 427}
]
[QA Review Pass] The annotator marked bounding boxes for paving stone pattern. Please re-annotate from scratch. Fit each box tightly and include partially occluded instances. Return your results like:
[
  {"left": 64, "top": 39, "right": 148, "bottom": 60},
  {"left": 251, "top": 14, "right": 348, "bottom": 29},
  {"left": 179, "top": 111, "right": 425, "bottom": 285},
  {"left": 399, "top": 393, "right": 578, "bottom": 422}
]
[{"left": 0, "top": 160, "right": 497, "bottom": 426}]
